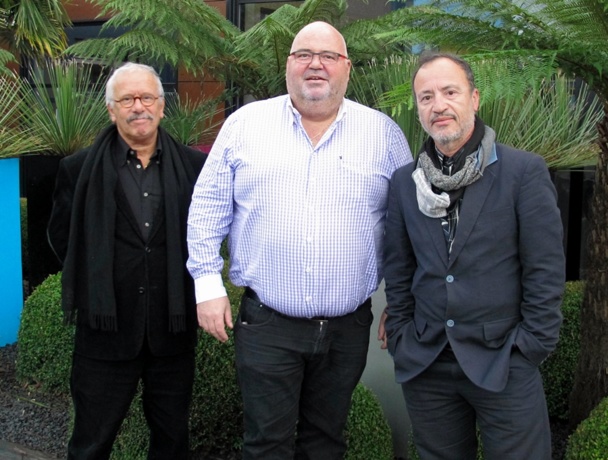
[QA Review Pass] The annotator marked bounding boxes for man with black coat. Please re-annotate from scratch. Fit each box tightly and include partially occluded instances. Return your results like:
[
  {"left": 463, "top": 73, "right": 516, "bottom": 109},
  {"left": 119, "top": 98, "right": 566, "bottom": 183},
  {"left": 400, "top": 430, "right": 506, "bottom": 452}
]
[{"left": 47, "top": 62, "right": 206, "bottom": 459}]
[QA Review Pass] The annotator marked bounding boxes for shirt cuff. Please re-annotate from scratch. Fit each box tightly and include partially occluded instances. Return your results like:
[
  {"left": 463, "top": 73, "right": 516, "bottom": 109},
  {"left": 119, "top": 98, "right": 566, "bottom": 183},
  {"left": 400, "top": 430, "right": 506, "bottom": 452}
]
[{"left": 194, "top": 273, "right": 228, "bottom": 304}]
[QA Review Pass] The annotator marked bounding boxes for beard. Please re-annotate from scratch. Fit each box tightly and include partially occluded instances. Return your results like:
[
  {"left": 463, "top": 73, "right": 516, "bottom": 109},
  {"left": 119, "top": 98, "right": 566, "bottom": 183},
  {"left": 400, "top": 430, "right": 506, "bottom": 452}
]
[{"left": 423, "top": 114, "right": 475, "bottom": 147}]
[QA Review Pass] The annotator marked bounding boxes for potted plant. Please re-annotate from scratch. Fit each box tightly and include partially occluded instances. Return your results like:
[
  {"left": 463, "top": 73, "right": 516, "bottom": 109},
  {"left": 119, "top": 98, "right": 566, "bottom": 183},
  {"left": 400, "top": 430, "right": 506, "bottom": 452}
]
[{"left": 18, "top": 59, "right": 109, "bottom": 290}]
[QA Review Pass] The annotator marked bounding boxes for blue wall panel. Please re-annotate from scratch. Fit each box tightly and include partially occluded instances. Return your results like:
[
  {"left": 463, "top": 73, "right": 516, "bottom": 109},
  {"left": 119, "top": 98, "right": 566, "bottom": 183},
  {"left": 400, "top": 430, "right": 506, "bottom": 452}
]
[{"left": 0, "top": 158, "right": 24, "bottom": 346}]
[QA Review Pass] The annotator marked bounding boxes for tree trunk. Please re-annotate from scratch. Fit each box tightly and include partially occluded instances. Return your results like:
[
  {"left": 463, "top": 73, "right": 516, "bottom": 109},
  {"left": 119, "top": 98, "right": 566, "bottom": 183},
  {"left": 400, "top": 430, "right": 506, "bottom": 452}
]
[{"left": 569, "top": 108, "right": 608, "bottom": 428}]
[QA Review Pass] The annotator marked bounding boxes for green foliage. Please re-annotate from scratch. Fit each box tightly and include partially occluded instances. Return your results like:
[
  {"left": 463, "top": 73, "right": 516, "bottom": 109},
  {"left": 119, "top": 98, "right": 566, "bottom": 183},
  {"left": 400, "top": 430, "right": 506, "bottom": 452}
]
[
  {"left": 350, "top": 54, "right": 600, "bottom": 168},
  {"left": 565, "top": 397, "right": 608, "bottom": 460},
  {"left": 380, "top": 0, "right": 608, "bottom": 103},
  {"left": 0, "top": 74, "right": 42, "bottom": 158},
  {"left": 541, "top": 281, "right": 584, "bottom": 421},
  {"left": 0, "top": 0, "right": 70, "bottom": 63},
  {"left": 345, "top": 384, "right": 393, "bottom": 460},
  {"left": 19, "top": 60, "right": 109, "bottom": 156},
  {"left": 16, "top": 272, "right": 74, "bottom": 393},
  {"left": 161, "top": 93, "right": 224, "bottom": 147}
]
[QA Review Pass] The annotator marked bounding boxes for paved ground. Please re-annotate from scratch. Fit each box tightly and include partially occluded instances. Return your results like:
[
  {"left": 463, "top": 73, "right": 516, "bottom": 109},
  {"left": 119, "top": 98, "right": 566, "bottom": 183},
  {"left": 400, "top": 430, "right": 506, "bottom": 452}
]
[{"left": 0, "top": 440, "right": 56, "bottom": 459}]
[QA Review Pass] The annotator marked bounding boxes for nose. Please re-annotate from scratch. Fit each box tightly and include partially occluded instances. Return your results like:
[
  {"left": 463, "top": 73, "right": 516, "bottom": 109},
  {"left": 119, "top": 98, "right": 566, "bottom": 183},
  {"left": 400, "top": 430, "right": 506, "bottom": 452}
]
[
  {"left": 432, "top": 93, "right": 448, "bottom": 112},
  {"left": 309, "top": 53, "right": 323, "bottom": 68},
  {"left": 131, "top": 97, "right": 145, "bottom": 109}
]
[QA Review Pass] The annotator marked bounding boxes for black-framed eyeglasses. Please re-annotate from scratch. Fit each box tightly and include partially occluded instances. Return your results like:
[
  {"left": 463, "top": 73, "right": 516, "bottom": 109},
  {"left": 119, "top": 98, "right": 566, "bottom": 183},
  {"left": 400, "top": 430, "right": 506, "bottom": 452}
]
[
  {"left": 114, "top": 94, "right": 162, "bottom": 108},
  {"left": 289, "top": 50, "right": 348, "bottom": 65}
]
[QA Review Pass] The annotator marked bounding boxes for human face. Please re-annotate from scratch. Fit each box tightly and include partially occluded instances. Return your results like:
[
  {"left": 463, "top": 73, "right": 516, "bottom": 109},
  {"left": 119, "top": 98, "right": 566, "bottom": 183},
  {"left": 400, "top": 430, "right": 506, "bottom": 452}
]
[
  {"left": 413, "top": 57, "right": 479, "bottom": 156},
  {"left": 107, "top": 70, "right": 165, "bottom": 146},
  {"left": 286, "top": 22, "right": 351, "bottom": 111}
]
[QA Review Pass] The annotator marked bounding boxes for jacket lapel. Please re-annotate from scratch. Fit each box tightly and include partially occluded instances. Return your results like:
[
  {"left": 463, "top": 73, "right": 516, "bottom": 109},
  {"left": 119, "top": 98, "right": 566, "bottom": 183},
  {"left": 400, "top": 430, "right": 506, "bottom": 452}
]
[{"left": 447, "top": 165, "right": 496, "bottom": 268}]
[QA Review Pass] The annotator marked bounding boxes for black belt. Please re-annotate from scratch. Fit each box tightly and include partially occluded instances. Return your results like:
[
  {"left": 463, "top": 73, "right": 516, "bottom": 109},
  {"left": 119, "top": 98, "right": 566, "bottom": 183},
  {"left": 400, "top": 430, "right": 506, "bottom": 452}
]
[{"left": 244, "top": 287, "right": 369, "bottom": 321}]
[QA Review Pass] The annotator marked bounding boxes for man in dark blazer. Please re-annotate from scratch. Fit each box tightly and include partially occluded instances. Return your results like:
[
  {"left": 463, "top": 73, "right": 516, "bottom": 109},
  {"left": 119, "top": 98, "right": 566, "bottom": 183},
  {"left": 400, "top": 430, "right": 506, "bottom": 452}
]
[
  {"left": 381, "top": 52, "right": 565, "bottom": 459},
  {"left": 47, "top": 62, "right": 206, "bottom": 459}
]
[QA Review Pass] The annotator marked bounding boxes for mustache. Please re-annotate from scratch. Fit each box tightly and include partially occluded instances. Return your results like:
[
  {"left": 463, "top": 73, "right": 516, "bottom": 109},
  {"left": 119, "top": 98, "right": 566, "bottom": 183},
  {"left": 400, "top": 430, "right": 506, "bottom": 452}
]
[
  {"left": 430, "top": 113, "right": 455, "bottom": 123},
  {"left": 127, "top": 114, "right": 154, "bottom": 123}
]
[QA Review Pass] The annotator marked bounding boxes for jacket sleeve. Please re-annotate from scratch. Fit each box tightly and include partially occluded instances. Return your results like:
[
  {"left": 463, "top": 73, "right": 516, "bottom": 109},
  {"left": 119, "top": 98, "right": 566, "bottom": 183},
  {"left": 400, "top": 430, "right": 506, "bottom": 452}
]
[
  {"left": 383, "top": 168, "right": 417, "bottom": 352},
  {"left": 514, "top": 153, "right": 565, "bottom": 365}
]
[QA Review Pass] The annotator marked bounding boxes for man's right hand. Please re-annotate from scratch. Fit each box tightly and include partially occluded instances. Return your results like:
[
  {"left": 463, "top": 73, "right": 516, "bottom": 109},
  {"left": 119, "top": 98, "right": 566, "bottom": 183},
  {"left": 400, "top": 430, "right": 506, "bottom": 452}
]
[{"left": 197, "top": 296, "right": 233, "bottom": 343}]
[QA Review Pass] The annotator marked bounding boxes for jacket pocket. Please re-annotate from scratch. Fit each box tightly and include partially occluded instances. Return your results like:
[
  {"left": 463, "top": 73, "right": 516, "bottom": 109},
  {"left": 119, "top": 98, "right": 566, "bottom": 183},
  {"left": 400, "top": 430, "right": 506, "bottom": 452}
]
[{"left": 483, "top": 316, "right": 519, "bottom": 348}]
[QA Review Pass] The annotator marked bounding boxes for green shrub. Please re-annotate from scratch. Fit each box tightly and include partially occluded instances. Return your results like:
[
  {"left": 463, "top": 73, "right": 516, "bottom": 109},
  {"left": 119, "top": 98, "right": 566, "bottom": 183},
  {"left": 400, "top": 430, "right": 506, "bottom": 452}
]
[
  {"left": 345, "top": 383, "right": 393, "bottom": 460},
  {"left": 540, "top": 280, "right": 584, "bottom": 420},
  {"left": 16, "top": 272, "right": 74, "bottom": 393},
  {"left": 565, "top": 397, "right": 608, "bottom": 460}
]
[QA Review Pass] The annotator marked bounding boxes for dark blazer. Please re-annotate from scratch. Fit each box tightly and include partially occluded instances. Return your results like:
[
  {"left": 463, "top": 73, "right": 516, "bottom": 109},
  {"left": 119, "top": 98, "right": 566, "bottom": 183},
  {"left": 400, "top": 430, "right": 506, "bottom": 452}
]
[
  {"left": 384, "top": 142, "right": 565, "bottom": 392},
  {"left": 47, "top": 131, "right": 206, "bottom": 361}
]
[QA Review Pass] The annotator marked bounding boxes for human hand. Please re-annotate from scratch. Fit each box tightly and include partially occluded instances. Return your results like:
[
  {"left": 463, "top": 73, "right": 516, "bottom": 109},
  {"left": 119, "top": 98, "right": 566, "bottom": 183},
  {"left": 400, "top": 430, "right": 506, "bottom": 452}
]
[
  {"left": 196, "top": 296, "right": 233, "bottom": 343},
  {"left": 378, "top": 307, "right": 388, "bottom": 350}
]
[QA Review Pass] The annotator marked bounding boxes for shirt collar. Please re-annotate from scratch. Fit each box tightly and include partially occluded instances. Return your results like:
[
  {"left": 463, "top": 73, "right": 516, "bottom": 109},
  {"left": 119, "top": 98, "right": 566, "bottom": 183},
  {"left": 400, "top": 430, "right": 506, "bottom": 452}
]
[{"left": 115, "top": 134, "right": 162, "bottom": 166}]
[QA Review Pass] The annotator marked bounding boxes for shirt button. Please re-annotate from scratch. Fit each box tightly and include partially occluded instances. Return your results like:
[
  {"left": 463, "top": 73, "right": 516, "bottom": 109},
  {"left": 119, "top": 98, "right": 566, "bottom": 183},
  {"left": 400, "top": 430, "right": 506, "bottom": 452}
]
[
  {"left": 305, "top": 296, "right": 312, "bottom": 302},
  {"left": 305, "top": 267, "right": 312, "bottom": 273},
  {"left": 145, "top": 247, "right": 152, "bottom": 253},
  {"left": 143, "top": 192, "right": 149, "bottom": 197},
  {"left": 447, "top": 319, "right": 455, "bottom": 327},
  {"left": 138, "top": 287, "right": 145, "bottom": 294},
  {"left": 446, "top": 275, "right": 454, "bottom": 283},
  {"left": 136, "top": 164, "right": 142, "bottom": 169},
  {"left": 144, "top": 222, "right": 150, "bottom": 227}
]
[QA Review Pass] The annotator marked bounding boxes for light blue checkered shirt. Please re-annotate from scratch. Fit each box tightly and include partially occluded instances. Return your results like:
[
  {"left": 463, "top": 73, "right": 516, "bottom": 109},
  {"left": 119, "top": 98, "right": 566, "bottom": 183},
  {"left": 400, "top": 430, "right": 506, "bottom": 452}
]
[{"left": 187, "top": 95, "right": 412, "bottom": 317}]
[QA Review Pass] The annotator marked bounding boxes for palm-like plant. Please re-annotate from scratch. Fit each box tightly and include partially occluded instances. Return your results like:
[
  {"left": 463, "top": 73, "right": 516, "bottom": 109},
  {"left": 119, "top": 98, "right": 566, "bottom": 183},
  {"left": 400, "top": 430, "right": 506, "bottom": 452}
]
[
  {"left": 0, "top": 73, "right": 42, "bottom": 157},
  {"left": 65, "top": 0, "right": 396, "bottom": 101},
  {"left": 376, "top": 0, "right": 608, "bottom": 427},
  {"left": 19, "top": 60, "right": 109, "bottom": 156},
  {"left": 161, "top": 93, "right": 226, "bottom": 147},
  {"left": 350, "top": 55, "right": 601, "bottom": 169},
  {"left": 0, "top": 0, "right": 71, "bottom": 63}
]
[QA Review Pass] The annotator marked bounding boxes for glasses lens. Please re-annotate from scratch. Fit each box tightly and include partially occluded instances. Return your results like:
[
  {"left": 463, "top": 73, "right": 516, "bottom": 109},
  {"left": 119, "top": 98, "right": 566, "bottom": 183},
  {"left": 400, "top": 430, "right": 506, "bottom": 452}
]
[
  {"left": 141, "top": 95, "right": 156, "bottom": 106},
  {"left": 320, "top": 53, "right": 338, "bottom": 64},
  {"left": 295, "top": 51, "right": 311, "bottom": 62},
  {"left": 119, "top": 96, "right": 134, "bottom": 107}
]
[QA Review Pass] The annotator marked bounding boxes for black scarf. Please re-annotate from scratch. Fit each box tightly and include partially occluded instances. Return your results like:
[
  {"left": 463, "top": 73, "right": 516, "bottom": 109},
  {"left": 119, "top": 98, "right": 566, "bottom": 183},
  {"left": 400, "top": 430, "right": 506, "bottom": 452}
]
[{"left": 61, "top": 125, "right": 197, "bottom": 332}]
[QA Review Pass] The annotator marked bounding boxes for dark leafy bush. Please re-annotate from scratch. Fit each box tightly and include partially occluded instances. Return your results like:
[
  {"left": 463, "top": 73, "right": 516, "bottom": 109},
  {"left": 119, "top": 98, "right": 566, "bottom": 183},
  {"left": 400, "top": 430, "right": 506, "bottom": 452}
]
[
  {"left": 16, "top": 272, "right": 74, "bottom": 393},
  {"left": 565, "top": 397, "right": 608, "bottom": 460},
  {"left": 345, "top": 383, "right": 393, "bottom": 460},
  {"left": 540, "top": 281, "right": 584, "bottom": 420}
]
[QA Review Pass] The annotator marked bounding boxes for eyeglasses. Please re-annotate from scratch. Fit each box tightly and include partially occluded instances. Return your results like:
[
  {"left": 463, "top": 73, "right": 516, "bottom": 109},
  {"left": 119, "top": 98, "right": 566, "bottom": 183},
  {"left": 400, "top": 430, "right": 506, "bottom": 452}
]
[
  {"left": 289, "top": 50, "right": 348, "bottom": 65},
  {"left": 114, "top": 94, "right": 162, "bottom": 108}
]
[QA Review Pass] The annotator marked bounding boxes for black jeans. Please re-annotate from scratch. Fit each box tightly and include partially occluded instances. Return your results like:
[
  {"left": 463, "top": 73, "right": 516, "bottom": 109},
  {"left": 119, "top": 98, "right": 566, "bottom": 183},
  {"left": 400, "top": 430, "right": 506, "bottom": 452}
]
[
  {"left": 68, "top": 346, "right": 194, "bottom": 460},
  {"left": 235, "top": 290, "right": 373, "bottom": 460}
]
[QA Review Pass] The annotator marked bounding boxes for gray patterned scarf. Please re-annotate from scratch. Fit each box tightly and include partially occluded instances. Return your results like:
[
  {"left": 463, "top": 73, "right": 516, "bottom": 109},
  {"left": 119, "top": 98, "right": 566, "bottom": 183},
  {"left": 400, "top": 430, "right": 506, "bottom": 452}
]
[{"left": 413, "top": 121, "right": 495, "bottom": 218}]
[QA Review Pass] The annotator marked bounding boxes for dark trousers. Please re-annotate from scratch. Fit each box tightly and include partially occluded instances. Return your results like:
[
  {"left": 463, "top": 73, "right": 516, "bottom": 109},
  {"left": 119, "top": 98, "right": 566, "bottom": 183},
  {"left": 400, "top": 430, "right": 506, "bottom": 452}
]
[
  {"left": 67, "top": 345, "right": 195, "bottom": 460},
  {"left": 235, "top": 291, "right": 373, "bottom": 460},
  {"left": 403, "top": 348, "right": 551, "bottom": 460}
]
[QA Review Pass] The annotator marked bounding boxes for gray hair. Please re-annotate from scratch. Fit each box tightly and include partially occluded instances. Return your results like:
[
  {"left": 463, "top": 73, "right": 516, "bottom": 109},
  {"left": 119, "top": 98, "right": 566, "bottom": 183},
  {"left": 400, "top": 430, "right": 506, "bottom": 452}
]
[{"left": 105, "top": 62, "right": 164, "bottom": 106}]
